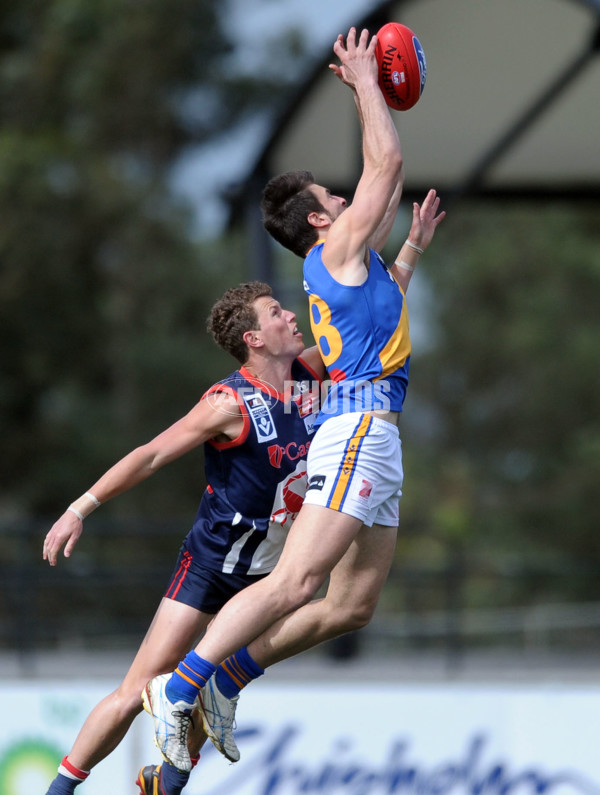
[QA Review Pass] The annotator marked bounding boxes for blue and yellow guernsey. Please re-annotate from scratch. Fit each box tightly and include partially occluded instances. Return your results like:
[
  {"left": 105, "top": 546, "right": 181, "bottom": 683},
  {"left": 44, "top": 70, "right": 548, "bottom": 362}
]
[{"left": 303, "top": 242, "right": 410, "bottom": 426}]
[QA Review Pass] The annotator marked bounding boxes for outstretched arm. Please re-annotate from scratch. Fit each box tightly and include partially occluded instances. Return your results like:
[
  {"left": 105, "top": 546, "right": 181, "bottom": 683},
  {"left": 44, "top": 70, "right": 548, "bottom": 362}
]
[
  {"left": 323, "top": 28, "right": 403, "bottom": 280},
  {"left": 368, "top": 171, "right": 404, "bottom": 252},
  {"left": 42, "top": 392, "right": 243, "bottom": 566},
  {"left": 391, "top": 189, "right": 446, "bottom": 293}
]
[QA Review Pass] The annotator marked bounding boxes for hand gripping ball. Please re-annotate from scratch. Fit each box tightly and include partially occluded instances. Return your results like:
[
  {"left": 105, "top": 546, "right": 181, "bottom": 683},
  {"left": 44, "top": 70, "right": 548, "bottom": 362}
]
[{"left": 375, "top": 22, "right": 427, "bottom": 111}]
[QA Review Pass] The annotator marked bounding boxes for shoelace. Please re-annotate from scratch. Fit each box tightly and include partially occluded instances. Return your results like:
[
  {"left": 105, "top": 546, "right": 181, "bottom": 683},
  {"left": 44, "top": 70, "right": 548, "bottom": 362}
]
[
  {"left": 173, "top": 709, "right": 192, "bottom": 745},
  {"left": 229, "top": 695, "right": 239, "bottom": 730}
]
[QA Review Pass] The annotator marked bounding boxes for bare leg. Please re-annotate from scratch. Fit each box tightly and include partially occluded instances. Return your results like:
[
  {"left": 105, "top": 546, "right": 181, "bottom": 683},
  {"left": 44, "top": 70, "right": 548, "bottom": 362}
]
[
  {"left": 197, "top": 524, "right": 396, "bottom": 760},
  {"left": 194, "top": 504, "right": 364, "bottom": 664},
  {"left": 247, "top": 523, "right": 398, "bottom": 667},
  {"left": 67, "top": 598, "right": 210, "bottom": 770}
]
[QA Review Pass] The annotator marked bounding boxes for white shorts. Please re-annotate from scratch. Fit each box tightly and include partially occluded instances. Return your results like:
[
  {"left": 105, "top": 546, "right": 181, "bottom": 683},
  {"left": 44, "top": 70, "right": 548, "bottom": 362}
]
[{"left": 304, "top": 413, "right": 403, "bottom": 527}]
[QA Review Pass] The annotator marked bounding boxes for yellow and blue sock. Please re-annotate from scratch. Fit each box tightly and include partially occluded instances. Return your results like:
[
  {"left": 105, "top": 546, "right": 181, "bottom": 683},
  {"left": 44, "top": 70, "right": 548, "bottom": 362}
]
[
  {"left": 215, "top": 646, "right": 264, "bottom": 699},
  {"left": 166, "top": 650, "right": 216, "bottom": 704}
]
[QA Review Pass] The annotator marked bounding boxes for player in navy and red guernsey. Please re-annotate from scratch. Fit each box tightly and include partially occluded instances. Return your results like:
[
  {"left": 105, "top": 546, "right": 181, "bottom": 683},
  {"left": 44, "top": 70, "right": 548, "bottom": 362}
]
[
  {"left": 145, "top": 27, "right": 445, "bottom": 779},
  {"left": 43, "top": 281, "right": 330, "bottom": 795},
  {"left": 173, "top": 358, "right": 318, "bottom": 584}
]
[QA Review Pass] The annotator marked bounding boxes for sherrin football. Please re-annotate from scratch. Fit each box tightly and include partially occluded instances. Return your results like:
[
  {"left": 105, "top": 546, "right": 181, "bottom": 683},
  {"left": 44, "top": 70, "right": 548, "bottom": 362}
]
[{"left": 375, "top": 22, "right": 427, "bottom": 111}]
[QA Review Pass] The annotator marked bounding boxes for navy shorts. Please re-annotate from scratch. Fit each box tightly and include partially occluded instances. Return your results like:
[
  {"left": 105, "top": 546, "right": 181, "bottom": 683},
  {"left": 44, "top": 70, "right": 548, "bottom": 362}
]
[{"left": 164, "top": 545, "right": 267, "bottom": 614}]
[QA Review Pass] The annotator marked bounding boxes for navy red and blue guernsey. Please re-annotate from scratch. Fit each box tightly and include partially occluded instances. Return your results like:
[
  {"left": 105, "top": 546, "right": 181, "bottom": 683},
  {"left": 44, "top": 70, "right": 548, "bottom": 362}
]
[
  {"left": 177, "top": 357, "right": 321, "bottom": 578},
  {"left": 303, "top": 242, "right": 411, "bottom": 426}
]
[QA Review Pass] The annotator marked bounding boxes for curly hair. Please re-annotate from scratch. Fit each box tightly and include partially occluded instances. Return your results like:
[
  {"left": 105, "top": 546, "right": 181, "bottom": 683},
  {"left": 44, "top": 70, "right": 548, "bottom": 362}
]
[
  {"left": 206, "top": 282, "right": 273, "bottom": 364},
  {"left": 207, "top": 281, "right": 273, "bottom": 364},
  {"left": 261, "top": 170, "right": 324, "bottom": 258}
]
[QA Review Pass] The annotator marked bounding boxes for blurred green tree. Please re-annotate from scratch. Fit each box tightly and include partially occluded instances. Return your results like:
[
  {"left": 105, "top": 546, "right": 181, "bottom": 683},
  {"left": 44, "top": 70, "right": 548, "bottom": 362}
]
[
  {"left": 0, "top": 0, "right": 303, "bottom": 517},
  {"left": 401, "top": 202, "right": 600, "bottom": 607}
]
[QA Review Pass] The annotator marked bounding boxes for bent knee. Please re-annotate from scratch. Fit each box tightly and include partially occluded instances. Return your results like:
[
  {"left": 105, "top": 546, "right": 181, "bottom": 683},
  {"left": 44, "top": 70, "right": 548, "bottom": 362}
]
[
  {"left": 112, "top": 683, "right": 147, "bottom": 717},
  {"left": 271, "top": 570, "right": 324, "bottom": 613},
  {"left": 331, "top": 601, "right": 377, "bottom": 634},
  {"left": 345, "top": 606, "right": 375, "bottom": 632}
]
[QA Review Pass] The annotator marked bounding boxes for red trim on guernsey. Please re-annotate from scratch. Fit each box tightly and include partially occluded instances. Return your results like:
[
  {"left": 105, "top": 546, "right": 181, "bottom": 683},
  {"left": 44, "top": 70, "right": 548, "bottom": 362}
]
[
  {"left": 240, "top": 359, "right": 319, "bottom": 404},
  {"left": 239, "top": 366, "right": 287, "bottom": 402},
  {"left": 328, "top": 367, "right": 347, "bottom": 383},
  {"left": 203, "top": 384, "right": 250, "bottom": 450},
  {"left": 166, "top": 551, "right": 192, "bottom": 600}
]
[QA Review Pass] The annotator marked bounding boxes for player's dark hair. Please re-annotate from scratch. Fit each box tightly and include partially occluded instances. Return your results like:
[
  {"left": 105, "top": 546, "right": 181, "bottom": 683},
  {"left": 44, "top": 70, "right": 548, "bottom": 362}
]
[
  {"left": 207, "top": 281, "right": 273, "bottom": 364},
  {"left": 261, "top": 170, "right": 324, "bottom": 258}
]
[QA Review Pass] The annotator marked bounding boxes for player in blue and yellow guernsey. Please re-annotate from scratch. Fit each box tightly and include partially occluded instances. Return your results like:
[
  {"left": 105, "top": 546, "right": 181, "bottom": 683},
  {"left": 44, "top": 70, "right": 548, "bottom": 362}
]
[
  {"left": 304, "top": 242, "right": 410, "bottom": 422},
  {"left": 146, "top": 27, "right": 445, "bottom": 778}
]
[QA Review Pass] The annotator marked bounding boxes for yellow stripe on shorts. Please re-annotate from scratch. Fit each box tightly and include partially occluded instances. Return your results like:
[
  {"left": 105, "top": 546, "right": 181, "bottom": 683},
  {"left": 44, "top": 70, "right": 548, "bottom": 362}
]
[{"left": 328, "top": 414, "right": 372, "bottom": 512}]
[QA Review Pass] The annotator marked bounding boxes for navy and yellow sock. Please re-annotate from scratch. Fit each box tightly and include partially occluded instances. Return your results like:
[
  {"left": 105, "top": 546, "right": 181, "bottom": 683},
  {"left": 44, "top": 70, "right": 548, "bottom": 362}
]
[
  {"left": 215, "top": 646, "right": 265, "bottom": 699},
  {"left": 166, "top": 650, "right": 216, "bottom": 704}
]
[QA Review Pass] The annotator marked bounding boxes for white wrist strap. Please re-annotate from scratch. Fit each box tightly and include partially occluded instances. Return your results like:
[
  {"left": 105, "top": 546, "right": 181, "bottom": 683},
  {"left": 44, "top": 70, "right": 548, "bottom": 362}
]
[
  {"left": 67, "top": 491, "right": 101, "bottom": 521},
  {"left": 405, "top": 239, "right": 424, "bottom": 255},
  {"left": 395, "top": 260, "right": 415, "bottom": 272}
]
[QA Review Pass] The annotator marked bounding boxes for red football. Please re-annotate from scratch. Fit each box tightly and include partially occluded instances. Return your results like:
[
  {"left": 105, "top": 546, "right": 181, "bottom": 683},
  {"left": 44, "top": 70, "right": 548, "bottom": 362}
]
[{"left": 375, "top": 22, "right": 427, "bottom": 111}]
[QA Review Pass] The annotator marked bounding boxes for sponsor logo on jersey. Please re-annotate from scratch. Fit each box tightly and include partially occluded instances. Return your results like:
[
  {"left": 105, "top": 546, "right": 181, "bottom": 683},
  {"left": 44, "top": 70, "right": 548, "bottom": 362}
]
[
  {"left": 291, "top": 380, "right": 320, "bottom": 419},
  {"left": 303, "top": 412, "right": 316, "bottom": 435},
  {"left": 268, "top": 441, "right": 311, "bottom": 469},
  {"left": 359, "top": 478, "right": 373, "bottom": 499},
  {"left": 270, "top": 469, "right": 307, "bottom": 528},
  {"left": 307, "top": 474, "right": 326, "bottom": 492},
  {"left": 285, "top": 379, "right": 320, "bottom": 434},
  {"left": 244, "top": 392, "right": 278, "bottom": 442}
]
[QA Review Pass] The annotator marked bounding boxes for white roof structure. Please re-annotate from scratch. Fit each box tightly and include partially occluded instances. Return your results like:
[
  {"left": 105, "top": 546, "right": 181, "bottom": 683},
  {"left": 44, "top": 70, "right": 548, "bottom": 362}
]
[{"left": 229, "top": 0, "right": 600, "bottom": 278}]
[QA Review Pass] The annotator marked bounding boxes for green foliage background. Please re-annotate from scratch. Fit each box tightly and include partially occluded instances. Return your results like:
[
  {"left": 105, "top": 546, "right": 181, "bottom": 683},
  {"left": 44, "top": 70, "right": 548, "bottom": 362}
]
[
  {"left": 1, "top": 1, "right": 599, "bottom": 651},
  {"left": 0, "top": 1, "right": 295, "bottom": 518}
]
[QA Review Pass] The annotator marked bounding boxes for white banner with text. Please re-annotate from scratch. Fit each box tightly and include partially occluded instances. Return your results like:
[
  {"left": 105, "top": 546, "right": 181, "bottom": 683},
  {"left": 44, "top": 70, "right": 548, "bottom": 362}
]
[{"left": 2, "top": 681, "right": 600, "bottom": 795}]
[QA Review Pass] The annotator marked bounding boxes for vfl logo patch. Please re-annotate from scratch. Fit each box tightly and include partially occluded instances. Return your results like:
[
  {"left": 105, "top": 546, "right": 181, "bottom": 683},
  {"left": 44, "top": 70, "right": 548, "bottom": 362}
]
[
  {"left": 244, "top": 392, "right": 277, "bottom": 442},
  {"left": 307, "top": 474, "right": 326, "bottom": 492}
]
